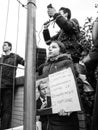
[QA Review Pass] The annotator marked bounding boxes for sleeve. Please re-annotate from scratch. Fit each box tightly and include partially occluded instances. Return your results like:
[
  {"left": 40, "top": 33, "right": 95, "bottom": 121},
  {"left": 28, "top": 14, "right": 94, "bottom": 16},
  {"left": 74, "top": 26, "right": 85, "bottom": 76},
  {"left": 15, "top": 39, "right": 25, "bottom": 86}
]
[
  {"left": 43, "top": 29, "right": 51, "bottom": 45},
  {"left": 16, "top": 54, "right": 25, "bottom": 66},
  {"left": 37, "top": 64, "right": 44, "bottom": 76},
  {"left": 53, "top": 13, "right": 75, "bottom": 33},
  {"left": 43, "top": 28, "right": 60, "bottom": 45}
]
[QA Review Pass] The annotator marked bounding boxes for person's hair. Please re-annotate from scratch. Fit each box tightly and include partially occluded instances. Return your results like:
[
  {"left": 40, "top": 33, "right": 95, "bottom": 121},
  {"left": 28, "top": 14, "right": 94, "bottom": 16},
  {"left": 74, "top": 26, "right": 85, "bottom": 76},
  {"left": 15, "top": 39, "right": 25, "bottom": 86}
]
[
  {"left": 4, "top": 41, "right": 12, "bottom": 50},
  {"left": 52, "top": 40, "right": 66, "bottom": 53},
  {"left": 38, "top": 81, "right": 47, "bottom": 91},
  {"left": 38, "top": 84, "right": 41, "bottom": 91},
  {"left": 72, "top": 18, "right": 80, "bottom": 32},
  {"left": 59, "top": 7, "right": 71, "bottom": 20}
]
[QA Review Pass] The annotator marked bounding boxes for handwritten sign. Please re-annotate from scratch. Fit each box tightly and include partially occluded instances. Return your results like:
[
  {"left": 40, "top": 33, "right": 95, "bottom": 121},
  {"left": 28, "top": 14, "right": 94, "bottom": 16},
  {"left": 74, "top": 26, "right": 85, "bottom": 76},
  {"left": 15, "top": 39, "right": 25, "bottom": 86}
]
[{"left": 49, "top": 68, "right": 81, "bottom": 113}]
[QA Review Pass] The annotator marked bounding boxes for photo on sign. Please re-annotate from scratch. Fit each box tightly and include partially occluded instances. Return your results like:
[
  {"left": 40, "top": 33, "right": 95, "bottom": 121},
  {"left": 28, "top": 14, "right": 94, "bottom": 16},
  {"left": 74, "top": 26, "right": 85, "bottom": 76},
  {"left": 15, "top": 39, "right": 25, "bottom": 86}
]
[{"left": 36, "top": 77, "right": 52, "bottom": 115}]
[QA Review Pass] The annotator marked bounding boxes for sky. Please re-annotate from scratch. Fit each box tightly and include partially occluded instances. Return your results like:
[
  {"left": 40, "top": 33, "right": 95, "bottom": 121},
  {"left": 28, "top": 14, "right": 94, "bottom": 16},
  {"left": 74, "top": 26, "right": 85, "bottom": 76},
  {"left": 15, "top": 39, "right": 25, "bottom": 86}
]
[{"left": 0, "top": 0, "right": 98, "bottom": 76}]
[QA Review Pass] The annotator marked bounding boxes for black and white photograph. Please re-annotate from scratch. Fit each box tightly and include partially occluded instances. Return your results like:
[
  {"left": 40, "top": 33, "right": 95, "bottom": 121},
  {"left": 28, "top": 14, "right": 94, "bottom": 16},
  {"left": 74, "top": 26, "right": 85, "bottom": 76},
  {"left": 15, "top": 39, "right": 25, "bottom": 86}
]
[{"left": 0, "top": 0, "right": 98, "bottom": 130}]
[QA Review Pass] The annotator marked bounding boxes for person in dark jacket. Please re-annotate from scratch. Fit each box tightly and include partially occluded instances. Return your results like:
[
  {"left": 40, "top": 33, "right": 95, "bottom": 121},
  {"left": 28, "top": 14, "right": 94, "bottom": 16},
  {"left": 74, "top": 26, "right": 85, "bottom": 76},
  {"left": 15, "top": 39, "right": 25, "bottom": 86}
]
[
  {"left": 43, "top": 6, "right": 82, "bottom": 63},
  {"left": 0, "top": 41, "right": 25, "bottom": 130},
  {"left": 38, "top": 40, "right": 80, "bottom": 130}
]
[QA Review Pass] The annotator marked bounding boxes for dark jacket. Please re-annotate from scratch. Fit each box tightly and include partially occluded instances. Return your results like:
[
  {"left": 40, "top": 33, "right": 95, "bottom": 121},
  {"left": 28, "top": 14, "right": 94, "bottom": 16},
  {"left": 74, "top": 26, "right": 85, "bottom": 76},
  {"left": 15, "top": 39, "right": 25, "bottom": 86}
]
[
  {"left": 37, "top": 96, "right": 51, "bottom": 110},
  {"left": 38, "top": 54, "right": 79, "bottom": 128},
  {"left": 43, "top": 13, "right": 82, "bottom": 63},
  {"left": 36, "top": 96, "right": 52, "bottom": 117},
  {"left": 38, "top": 54, "right": 75, "bottom": 76},
  {"left": 0, "top": 53, "right": 24, "bottom": 88}
]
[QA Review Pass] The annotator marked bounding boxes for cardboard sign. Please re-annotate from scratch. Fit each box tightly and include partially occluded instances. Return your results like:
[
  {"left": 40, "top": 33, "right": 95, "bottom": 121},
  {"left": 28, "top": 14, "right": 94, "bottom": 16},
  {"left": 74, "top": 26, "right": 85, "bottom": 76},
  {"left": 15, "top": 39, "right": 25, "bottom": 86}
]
[
  {"left": 36, "top": 67, "right": 81, "bottom": 115},
  {"left": 49, "top": 67, "right": 81, "bottom": 113}
]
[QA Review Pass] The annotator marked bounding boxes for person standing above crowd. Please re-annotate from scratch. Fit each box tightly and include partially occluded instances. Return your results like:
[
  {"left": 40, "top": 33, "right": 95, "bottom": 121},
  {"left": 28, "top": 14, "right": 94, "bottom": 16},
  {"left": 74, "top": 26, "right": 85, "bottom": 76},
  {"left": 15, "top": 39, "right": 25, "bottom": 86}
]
[
  {"left": 43, "top": 5, "right": 82, "bottom": 63},
  {"left": 0, "top": 41, "right": 25, "bottom": 130}
]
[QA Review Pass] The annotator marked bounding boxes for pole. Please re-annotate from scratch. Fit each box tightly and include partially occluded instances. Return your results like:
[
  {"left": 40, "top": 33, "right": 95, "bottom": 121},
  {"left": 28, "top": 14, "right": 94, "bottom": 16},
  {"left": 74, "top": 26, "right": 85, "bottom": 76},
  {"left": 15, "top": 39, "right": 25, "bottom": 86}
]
[{"left": 24, "top": 0, "right": 36, "bottom": 130}]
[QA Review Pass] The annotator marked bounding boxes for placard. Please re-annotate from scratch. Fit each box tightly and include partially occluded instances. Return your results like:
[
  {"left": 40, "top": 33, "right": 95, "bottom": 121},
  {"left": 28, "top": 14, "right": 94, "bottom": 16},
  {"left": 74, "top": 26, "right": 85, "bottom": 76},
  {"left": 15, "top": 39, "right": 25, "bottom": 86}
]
[
  {"left": 36, "top": 67, "right": 81, "bottom": 115},
  {"left": 49, "top": 67, "right": 81, "bottom": 113}
]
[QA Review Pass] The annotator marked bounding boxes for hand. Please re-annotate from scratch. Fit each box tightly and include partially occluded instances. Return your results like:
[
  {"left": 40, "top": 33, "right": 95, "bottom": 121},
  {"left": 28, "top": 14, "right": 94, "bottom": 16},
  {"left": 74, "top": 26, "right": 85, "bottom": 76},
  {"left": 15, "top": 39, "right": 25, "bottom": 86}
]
[
  {"left": 79, "top": 74, "right": 86, "bottom": 81},
  {"left": 58, "top": 109, "right": 72, "bottom": 116},
  {"left": 47, "top": 7, "right": 57, "bottom": 17},
  {"left": 40, "top": 101, "right": 47, "bottom": 109},
  {"left": 43, "top": 21, "right": 50, "bottom": 29},
  {"left": 79, "top": 61, "right": 85, "bottom": 66}
]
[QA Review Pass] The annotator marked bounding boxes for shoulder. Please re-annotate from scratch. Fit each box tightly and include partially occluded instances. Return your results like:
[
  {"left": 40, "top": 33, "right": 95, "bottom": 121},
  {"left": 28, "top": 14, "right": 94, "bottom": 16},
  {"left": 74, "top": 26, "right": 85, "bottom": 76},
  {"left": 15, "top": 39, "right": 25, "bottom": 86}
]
[
  {"left": 56, "top": 54, "right": 74, "bottom": 68},
  {"left": 71, "top": 18, "right": 79, "bottom": 25},
  {"left": 58, "top": 53, "right": 72, "bottom": 62},
  {"left": 71, "top": 18, "right": 80, "bottom": 31},
  {"left": 37, "top": 63, "right": 46, "bottom": 76},
  {"left": 37, "top": 97, "right": 41, "bottom": 102},
  {"left": 10, "top": 53, "right": 18, "bottom": 58}
]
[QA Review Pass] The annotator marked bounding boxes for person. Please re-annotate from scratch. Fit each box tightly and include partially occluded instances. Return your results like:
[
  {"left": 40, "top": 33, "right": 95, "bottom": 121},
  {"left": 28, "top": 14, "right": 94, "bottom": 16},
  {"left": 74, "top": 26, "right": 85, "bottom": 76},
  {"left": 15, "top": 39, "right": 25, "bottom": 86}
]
[
  {"left": 37, "top": 40, "right": 80, "bottom": 130},
  {"left": 37, "top": 80, "right": 51, "bottom": 110},
  {"left": 36, "top": 80, "right": 51, "bottom": 130},
  {"left": 81, "top": 17, "right": 98, "bottom": 130},
  {"left": 43, "top": 6, "right": 82, "bottom": 63},
  {"left": 0, "top": 41, "right": 25, "bottom": 130}
]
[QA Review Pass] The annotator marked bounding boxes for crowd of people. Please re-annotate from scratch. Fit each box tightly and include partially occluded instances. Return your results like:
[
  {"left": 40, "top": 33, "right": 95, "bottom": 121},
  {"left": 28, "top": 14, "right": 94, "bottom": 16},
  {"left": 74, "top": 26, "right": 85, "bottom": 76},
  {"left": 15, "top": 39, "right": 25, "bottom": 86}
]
[
  {"left": 0, "top": 3, "right": 98, "bottom": 130},
  {"left": 37, "top": 4, "right": 98, "bottom": 130}
]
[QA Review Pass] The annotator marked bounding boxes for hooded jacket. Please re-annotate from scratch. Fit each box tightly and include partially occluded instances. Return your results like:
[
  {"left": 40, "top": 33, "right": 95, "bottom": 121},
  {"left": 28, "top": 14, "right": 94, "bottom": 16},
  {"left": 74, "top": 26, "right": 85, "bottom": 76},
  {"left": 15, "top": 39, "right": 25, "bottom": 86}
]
[
  {"left": 38, "top": 54, "right": 74, "bottom": 76},
  {"left": 38, "top": 54, "right": 79, "bottom": 126}
]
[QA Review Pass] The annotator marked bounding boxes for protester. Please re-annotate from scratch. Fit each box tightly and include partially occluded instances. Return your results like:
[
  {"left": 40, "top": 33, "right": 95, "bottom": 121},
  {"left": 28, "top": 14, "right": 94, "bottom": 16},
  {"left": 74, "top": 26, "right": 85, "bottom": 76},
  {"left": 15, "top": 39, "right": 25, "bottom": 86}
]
[
  {"left": 37, "top": 40, "right": 81, "bottom": 130},
  {"left": 43, "top": 6, "right": 82, "bottom": 63},
  {"left": 0, "top": 41, "right": 25, "bottom": 130}
]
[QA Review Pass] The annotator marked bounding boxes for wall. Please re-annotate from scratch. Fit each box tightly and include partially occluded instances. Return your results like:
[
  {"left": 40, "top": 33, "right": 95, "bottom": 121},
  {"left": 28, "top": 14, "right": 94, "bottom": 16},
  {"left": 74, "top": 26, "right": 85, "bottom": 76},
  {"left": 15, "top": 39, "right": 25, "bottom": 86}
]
[{"left": 11, "top": 76, "right": 24, "bottom": 128}]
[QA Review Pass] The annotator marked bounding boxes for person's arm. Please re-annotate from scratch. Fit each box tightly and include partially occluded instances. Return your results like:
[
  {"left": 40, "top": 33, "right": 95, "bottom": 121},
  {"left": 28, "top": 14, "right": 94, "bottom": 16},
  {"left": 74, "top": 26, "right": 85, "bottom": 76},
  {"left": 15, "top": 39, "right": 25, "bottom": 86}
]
[
  {"left": 43, "top": 28, "right": 51, "bottom": 45},
  {"left": 43, "top": 28, "right": 60, "bottom": 45},
  {"left": 16, "top": 54, "right": 25, "bottom": 66},
  {"left": 53, "top": 13, "right": 74, "bottom": 33},
  {"left": 48, "top": 7, "right": 79, "bottom": 34},
  {"left": 43, "top": 7, "right": 76, "bottom": 45}
]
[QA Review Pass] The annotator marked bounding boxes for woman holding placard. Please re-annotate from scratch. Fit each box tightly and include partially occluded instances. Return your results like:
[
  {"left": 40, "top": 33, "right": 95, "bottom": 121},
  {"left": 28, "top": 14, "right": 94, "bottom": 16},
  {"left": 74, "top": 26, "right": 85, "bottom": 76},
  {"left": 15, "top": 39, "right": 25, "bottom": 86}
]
[{"left": 37, "top": 40, "right": 81, "bottom": 130}]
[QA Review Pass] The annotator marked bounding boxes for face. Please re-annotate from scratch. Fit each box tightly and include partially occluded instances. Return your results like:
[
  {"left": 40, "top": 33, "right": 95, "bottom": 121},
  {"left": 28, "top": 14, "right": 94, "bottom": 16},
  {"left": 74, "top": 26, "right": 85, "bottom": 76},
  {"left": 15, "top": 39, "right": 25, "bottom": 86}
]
[
  {"left": 48, "top": 42, "right": 60, "bottom": 58},
  {"left": 39, "top": 82, "right": 48, "bottom": 98},
  {"left": 3, "top": 43, "right": 11, "bottom": 52},
  {"left": 59, "top": 10, "right": 68, "bottom": 20}
]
